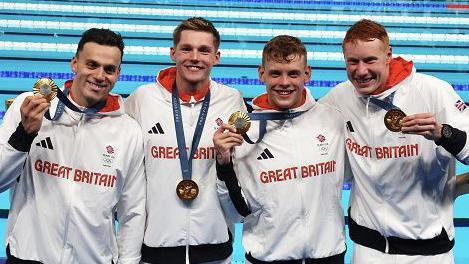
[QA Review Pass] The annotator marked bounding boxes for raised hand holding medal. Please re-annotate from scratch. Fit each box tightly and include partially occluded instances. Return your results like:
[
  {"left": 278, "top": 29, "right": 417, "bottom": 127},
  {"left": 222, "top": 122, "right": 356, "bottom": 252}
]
[
  {"left": 213, "top": 117, "right": 244, "bottom": 165},
  {"left": 29, "top": 78, "right": 58, "bottom": 127},
  {"left": 13, "top": 78, "right": 55, "bottom": 135},
  {"left": 213, "top": 109, "right": 306, "bottom": 166}
]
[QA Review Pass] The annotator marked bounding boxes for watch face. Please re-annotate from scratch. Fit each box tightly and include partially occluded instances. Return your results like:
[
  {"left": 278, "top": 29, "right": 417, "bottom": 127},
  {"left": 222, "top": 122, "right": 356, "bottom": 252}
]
[{"left": 442, "top": 125, "right": 452, "bottom": 138}]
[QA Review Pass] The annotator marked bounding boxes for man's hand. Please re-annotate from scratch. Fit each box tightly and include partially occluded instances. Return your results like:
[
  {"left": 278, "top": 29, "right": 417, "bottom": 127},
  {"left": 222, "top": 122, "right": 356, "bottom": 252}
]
[
  {"left": 20, "top": 94, "right": 50, "bottom": 135},
  {"left": 455, "top": 172, "right": 469, "bottom": 199},
  {"left": 213, "top": 123, "right": 244, "bottom": 165},
  {"left": 401, "top": 113, "right": 442, "bottom": 141}
]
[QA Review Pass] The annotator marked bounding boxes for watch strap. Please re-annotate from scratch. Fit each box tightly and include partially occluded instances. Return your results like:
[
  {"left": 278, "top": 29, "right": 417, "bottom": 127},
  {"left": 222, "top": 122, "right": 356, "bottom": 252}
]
[{"left": 435, "top": 124, "right": 467, "bottom": 156}]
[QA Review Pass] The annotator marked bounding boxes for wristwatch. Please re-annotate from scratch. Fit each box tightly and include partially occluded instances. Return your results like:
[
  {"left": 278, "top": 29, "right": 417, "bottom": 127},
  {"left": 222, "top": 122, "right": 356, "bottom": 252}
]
[
  {"left": 436, "top": 124, "right": 453, "bottom": 145},
  {"left": 441, "top": 124, "right": 453, "bottom": 139}
]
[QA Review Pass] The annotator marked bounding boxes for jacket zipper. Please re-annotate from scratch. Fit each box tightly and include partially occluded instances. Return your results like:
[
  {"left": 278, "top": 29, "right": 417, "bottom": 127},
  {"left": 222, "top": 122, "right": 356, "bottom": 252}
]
[{"left": 60, "top": 113, "right": 84, "bottom": 263}]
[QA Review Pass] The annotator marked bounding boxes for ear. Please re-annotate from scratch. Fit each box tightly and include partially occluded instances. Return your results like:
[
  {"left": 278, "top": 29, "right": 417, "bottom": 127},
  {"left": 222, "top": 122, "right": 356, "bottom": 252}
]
[
  {"left": 70, "top": 56, "right": 78, "bottom": 74},
  {"left": 386, "top": 45, "right": 392, "bottom": 64},
  {"left": 304, "top": 65, "right": 312, "bottom": 82},
  {"left": 258, "top": 65, "right": 265, "bottom": 82},
  {"left": 213, "top": 50, "right": 221, "bottom": 66},
  {"left": 170, "top": 47, "right": 176, "bottom": 62}
]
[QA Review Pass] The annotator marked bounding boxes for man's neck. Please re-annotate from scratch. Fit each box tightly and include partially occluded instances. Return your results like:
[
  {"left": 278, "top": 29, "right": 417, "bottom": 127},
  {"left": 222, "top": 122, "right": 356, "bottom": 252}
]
[
  {"left": 175, "top": 78, "right": 208, "bottom": 95},
  {"left": 370, "top": 69, "right": 391, "bottom": 96},
  {"left": 69, "top": 86, "right": 87, "bottom": 107},
  {"left": 70, "top": 85, "right": 102, "bottom": 108}
]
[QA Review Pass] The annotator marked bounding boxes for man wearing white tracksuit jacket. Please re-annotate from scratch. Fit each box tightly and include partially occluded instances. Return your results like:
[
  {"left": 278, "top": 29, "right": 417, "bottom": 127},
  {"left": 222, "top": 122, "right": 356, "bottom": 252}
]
[
  {"left": 125, "top": 18, "right": 246, "bottom": 264},
  {"left": 0, "top": 29, "right": 146, "bottom": 264},
  {"left": 214, "top": 35, "right": 347, "bottom": 263},
  {"left": 125, "top": 67, "right": 245, "bottom": 263},
  {"left": 320, "top": 19, "right": 469, "bottom": 263}
]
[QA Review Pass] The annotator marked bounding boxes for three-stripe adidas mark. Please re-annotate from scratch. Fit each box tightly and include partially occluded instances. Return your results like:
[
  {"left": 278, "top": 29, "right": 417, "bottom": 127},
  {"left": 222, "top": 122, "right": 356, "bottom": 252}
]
[
  {"left": 35, "top": 137, "right": 53, "bottom": 150},
  {"left": 257, "top": 148, "right": 274, "bottom": 160},
  {"left": 148, "top": 123, "right": 164, "bottom": 134}
]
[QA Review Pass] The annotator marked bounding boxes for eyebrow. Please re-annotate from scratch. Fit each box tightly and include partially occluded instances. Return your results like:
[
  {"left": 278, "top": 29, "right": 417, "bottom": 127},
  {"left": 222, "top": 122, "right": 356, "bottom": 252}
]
[
  {"left": 363, "top": 56, "right": 378, "bottom": 62},
  {"left": 179, "top": 44, "right": 214, "bottom": 50},
  {"left": 267, "top": 69, "right": 301, "bottom": 75},
  {"left": 86, "top": 59, "right": 118, "bottom": 68},
  {"left": 267, "top": 69, "right": 281, "bottom": 74},
  {"left": 346, "top": 56, "right": 378, "bottom": 61}
]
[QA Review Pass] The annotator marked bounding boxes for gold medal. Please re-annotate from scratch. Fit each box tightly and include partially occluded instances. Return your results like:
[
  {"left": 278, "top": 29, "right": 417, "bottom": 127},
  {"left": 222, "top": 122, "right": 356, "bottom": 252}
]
[
  {"left": 228, "top": 111, "right": 251, "bottom": 134},
  {"left": 33, "top": 78, "right": 58, "bottom": 102},
  {"left": 384, "top": 109, "right": 406, "bottom": 132},
  {"left": 176, "top": 179, "right": 199, "bottom": 201},
  {"left": 5, "top": 99, "right": 14, "bottom": 110}
]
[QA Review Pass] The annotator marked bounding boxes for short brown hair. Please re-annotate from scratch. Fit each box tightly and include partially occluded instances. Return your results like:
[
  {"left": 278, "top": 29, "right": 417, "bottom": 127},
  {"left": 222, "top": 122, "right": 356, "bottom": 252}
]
[
  {"left": 262, "top": 35, "right": 307, "bottom": 66},
  {"left": 343, "top": 19, "right": 389, "bottom": 49},
  {"left": 173, "top": 17, "right": 220, "bottom": 50}
]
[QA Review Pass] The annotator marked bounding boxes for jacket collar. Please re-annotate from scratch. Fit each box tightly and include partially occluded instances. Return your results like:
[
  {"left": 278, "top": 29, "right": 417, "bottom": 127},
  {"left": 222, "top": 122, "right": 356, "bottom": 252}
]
[
  {"left": 157, "top": 67, "right": 210, "bottom": 103},
  {"left": 252, "top": 88, "right": 315, "bottom": 112},
  {"left": 65, "top": 80, "right": 121, "bottom": 113}
]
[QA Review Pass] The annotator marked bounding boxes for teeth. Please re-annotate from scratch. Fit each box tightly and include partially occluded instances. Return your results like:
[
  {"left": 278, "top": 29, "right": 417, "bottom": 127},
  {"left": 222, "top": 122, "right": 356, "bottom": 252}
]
[
  {"left": 357, "top": 78, "right": 372, "bottom": 83},
  {"left": 88, "top": 82, "right": 105, "bottom": 89}
]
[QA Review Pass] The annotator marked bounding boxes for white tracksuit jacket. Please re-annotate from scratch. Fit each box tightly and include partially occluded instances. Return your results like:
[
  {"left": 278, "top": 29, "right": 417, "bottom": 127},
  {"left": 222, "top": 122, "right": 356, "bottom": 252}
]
[
  {"left": 320, "top": 65, "right": 469, "bottom": 244},
  {"left": 220, "top": 92, "right": 347, "bottom": 261},
  {"left": 0, "top": 87, "right": 146, "bottom": 263},
  {"left": 124, "top": 67, "right": 246, "bottom": 263}
]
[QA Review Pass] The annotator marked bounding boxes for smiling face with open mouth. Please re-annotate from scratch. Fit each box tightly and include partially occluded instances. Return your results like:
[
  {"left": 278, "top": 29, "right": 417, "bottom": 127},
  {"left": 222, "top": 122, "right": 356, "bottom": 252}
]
[
  {"left": 259, "top": 54, "right": 311, "bottom": 110},
  {"left": 170, "top": 30, "right": 220, "bottom": 94},
  {"left": 70, "top": 42, "right": 121, "bottom": 107},
  {"left": 343, "top": 38, "right": 392, "bottom": 95}
]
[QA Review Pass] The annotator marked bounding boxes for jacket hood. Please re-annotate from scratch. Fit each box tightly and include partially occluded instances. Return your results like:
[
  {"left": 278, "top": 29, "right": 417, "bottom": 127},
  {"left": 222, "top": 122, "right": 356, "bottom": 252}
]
[
  {"left": 370, "top": 57, "right": 414, "bottom": 96},
  {"left": 386, "top": 57, "right": 413, "bottom": 88}
]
